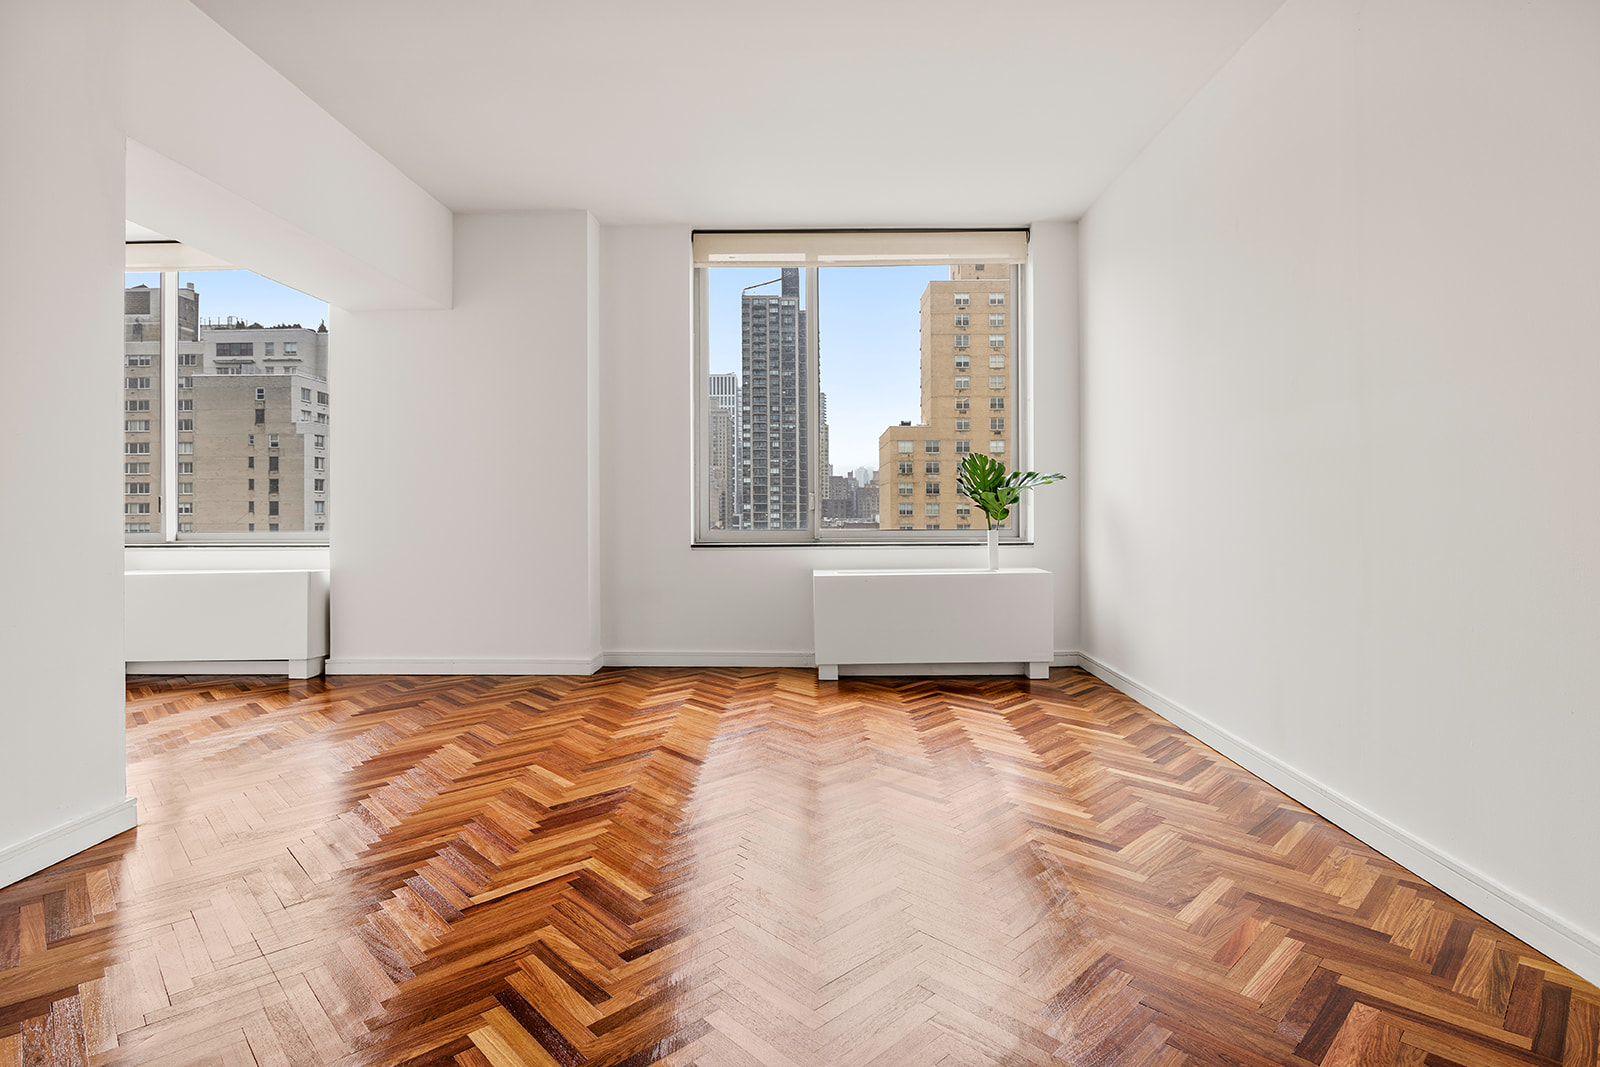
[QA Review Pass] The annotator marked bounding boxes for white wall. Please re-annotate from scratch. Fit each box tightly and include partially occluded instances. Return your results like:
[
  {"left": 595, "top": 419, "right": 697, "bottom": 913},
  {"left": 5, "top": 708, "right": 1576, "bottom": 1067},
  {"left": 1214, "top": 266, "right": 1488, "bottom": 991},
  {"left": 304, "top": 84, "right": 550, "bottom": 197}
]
[
  {"left": 0, "top": 2, "right": 137, "bottom": 887},
  {"left": 1081, "top": 0, "right": 1600, "bottom": 980},
  {"left": 599, "top": 223, "right": 1081, "bottom": 663},
  {"left": 122, "top": 0, "right": 451, "bottom": 310},
  {"left": 328, "top": 212, "right": 603, "bottom": 674}
]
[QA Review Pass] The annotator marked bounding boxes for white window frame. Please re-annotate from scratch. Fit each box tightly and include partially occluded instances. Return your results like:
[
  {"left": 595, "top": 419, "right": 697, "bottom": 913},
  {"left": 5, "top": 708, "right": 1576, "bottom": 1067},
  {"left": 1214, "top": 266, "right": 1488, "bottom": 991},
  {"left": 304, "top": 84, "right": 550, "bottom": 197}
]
[
  {"left": 125, "top": 259, "right": 329, "bottom": 546},
  {"left": 692, "top": 230, "right": 1032, "bottom": 545}
]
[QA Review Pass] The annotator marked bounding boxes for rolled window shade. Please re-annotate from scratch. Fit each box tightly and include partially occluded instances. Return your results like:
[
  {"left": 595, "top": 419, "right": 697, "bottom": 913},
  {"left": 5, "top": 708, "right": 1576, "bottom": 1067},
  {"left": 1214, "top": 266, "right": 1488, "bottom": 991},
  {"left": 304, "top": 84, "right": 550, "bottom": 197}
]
[{"left": 692, "top": 230, "right": 1028, "bottom": 268}]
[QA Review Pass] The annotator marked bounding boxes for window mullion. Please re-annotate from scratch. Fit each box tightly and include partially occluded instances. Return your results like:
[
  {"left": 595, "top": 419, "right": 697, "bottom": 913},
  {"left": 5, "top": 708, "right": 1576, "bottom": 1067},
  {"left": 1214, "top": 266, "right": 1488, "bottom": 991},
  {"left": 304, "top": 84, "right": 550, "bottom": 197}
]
[{"left": 160, "top": 270, "right": 179, "bottom": 542}]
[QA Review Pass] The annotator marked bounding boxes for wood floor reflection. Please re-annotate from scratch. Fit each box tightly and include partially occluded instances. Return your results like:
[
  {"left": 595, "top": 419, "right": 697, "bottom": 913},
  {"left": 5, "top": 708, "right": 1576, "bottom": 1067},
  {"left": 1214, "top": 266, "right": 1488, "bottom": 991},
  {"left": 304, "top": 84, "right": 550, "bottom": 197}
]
[{"left": 0, "top": 668, "right": 1594, "bottom": 1065}]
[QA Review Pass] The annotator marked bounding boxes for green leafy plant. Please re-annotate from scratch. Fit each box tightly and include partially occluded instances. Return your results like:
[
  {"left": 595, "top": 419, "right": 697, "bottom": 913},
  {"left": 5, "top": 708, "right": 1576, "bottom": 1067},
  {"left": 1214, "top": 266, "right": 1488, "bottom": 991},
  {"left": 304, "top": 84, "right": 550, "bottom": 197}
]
[{"left": 955, "top": 453, "right": 1065, "bottom": 529}]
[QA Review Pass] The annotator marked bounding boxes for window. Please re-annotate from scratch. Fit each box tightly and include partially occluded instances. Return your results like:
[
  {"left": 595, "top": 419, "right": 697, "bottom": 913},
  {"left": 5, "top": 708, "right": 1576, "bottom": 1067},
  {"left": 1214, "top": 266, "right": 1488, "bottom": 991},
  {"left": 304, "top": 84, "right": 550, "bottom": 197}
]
[
  {"left": 694, "top": 230, "right": 1029, "bottom": 540},
  {"left": 314, "top": 434, "right": 325, "bottom": 448},
  {"left": 990, "top": 396, "right": 1005, "bottom": 410},
  {"left": 954, "top": 418, "right": 970, "bottom": 432},
  {"left": 246, "top": 455, "right": 254, "bottom": 469},
  {"left": 300, "top": 388, "right": 311, "bottom": 402},
  {"left": 314, "top": 523, "right": 324, "bottom": 532},
  {"left": 313, "top": 501, "right": 325, "bottom": 515},
  {"left": 248, "top": 501, "right": 255, "bottom": 514},
  {"left": 248, "top": 479, "right": 255, "bottom": 491},
  {"left": 925, "top": 482, "right": 940, "bottom": 495},
  {"left": 925, "top": 503, "right": 940, "bottom": 517},
  {"left": 989, "top": 292, "right": 1005, "bottom": 306},
  {"left": 317, "top": 392, "right": 328, "bottom": 405},
  {"left": 989, "top": 334, "right": 1005, "bottom": 349},
  {"left": 898, "top": 482, "right": 913, "bottom": 496},
  {"left": 990, "top": 353, "right": 1005, "bottom": 369},
  {"left": 898, "top": 503, "right": 913, "bottom": 517},
  {"left": 954, "top": 398, "right": 970, "bottom": 413},
  {"left": 125, "top": 482, "right": 150, "bottom": 495},
  {"left": 125, "top": 442, "right": 150, "bottom": 455},
  {"left": 125, "top": 400, "right": 150, "bottom": 412},
  {"left": 269, "top": 434, "right": 279, "bottom": 447},
  {"left": 268, "top": 501, "right": 279, "bottom": 516},
  {"left": 990, "top": 417, "right": 1006, "bottom": 433},
  {"left": 124, "top": 462, "right": 150, "bottom": 475},
  {"left": 300, "top": 409, "right": 312, "bottom": 422},
  {"left": 125, "top": 523, "right": 150, "bottom": 534},
  {"left": 990, "top": 313, "right": 1005, "bottom": 327},
  {"left": 313, "top": 457, "right": 324, "bottom": 470},
  {"left": 270, "top": 456, "right": 280, "bottom": 472},
  {"left": 955, "top": 440, "right": 971, "bottom": 454},
  {"left": 990, "top": 440, "right": 1006, "bottom": 453},
  {"left": 897, "top": 460, "right": 914, "bottom": 476},
  {"left": 990, "top": 377, "right": 1006, "bottom": 391},
  {"left": 268, "top": 478, "right": 279, "bottom": 494},
  {"left": 124, "top": 502, "right": 150, "bottom": 515},
  {"left": 125, "top": 377, "right": 150, "bottom": 389},
  {"left": 124, "top": 419, "right": 150, "bottom": 432},
  {"left": 313, "top": 478, "right": 324, "bottom": 492},
  {"left": 125, "top": 268, "right": 329, "bottom": 542}
]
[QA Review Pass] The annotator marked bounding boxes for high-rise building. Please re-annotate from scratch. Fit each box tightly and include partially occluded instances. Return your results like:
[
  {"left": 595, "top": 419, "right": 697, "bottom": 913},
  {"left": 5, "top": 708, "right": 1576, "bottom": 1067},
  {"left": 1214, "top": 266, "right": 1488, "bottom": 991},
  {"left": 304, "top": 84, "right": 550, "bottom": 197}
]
[
  {"left": 876, "top": 264, "right": 1012, "bottom": 531},
  {"left": 124, "top": 282, "right": 330, "bottom": 537},
  {"left": 739, "top": 268, "right": 808, "bottom": 529},
  {"left": 707, "top": 372, "right": 740, "bottom": 530}
]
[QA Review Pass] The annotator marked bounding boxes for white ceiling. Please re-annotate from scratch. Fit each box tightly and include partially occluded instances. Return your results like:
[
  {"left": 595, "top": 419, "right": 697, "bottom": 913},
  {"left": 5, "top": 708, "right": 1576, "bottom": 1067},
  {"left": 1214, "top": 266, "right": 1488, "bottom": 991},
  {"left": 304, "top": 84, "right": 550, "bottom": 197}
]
[{"left": 191, "top": 0, "right": 1284, "bottom": 226}]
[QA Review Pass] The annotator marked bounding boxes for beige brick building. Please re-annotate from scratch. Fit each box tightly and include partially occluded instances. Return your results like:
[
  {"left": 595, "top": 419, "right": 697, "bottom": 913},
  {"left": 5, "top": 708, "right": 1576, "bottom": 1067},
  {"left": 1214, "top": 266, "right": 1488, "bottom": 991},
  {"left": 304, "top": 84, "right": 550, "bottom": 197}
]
[
  {"left": 124, "top": 282, "right": 330, "bottom": 538},
  {"left": 877, "top": 265, "right": 1013, "bottom": 531}
]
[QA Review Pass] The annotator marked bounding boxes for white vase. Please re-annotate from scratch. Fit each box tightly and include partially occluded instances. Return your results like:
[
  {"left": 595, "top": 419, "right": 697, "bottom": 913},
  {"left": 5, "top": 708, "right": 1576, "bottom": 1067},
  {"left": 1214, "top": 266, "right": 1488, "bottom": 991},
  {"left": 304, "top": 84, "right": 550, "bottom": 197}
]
[{"left": 986, "top": 527, "right": 1000, "bottom": 570}]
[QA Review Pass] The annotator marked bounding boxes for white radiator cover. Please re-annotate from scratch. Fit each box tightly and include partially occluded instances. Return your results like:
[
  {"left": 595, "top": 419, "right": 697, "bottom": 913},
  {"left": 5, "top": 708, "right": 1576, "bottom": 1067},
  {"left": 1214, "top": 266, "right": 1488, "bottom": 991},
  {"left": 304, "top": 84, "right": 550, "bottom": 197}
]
[
  {"left": 812, "top": 567, "right": 1054, "bottom": 680},
  {"left": 125, "top": 569, "right": 330, "bottom": 678}
]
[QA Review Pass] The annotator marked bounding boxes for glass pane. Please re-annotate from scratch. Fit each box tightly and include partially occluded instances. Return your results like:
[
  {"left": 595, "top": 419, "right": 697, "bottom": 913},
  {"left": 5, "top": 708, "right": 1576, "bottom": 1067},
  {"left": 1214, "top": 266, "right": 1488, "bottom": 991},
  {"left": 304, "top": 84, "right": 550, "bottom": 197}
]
[
  {"left": 179, "top": 271, "right": 330, "bottom": 537},
  {"left": 819, "top": 263, "right": 1014, "bottom": 535},
  {"left": 705, "top": 267, "right": 809, "bottom": 531},
  {"left": 123, "top": 273, "right": 164, "bottom": 540}
]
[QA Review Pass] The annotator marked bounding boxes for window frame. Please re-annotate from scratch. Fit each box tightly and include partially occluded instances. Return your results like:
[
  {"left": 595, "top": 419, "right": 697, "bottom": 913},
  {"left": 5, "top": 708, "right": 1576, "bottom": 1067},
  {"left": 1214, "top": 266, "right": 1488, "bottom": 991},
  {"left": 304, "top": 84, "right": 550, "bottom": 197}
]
[
  {"left": 692, "top": 231, "right": 1033, "bottom": 546},
  {"left": 124, "top": 260, "right": 330, "bottom": 547}
]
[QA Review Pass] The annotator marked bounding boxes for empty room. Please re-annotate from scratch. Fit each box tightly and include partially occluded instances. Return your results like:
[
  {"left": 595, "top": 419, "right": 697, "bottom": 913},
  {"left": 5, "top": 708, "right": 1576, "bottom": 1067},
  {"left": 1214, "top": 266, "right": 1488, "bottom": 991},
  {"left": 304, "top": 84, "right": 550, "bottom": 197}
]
[{"left": 2, "top": 1, "right": 1596, "bottom": 1064}]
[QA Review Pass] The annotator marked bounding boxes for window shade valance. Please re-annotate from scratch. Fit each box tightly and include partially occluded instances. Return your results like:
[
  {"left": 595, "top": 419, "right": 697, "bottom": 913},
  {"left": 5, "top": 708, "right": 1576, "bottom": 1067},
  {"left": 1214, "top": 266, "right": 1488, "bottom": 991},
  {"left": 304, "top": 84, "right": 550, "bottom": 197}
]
[{"left": 692, "top": 230, "right": 1028, "bottom": 269}]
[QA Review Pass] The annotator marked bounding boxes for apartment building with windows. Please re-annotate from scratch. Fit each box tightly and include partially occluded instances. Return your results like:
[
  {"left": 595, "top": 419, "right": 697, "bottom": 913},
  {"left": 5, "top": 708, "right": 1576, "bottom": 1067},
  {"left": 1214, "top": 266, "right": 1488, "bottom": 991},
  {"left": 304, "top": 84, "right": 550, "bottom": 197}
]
[
  {"left": 876, "top": 264, "right": 1011, "bottom": 531},
  {"left": 124, "top": 284, "right": 330, "bottom": 537},
  {"left": 738, "top": 268, "right": 808, "bottom": 529}
]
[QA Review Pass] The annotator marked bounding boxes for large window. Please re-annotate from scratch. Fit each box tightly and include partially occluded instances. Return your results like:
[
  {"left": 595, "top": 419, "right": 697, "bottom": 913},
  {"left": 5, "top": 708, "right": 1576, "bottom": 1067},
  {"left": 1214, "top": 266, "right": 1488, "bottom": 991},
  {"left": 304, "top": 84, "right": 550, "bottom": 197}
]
[
  {"left": 694, "top": 231, "right": 1028, "bottom": 542},
  {"left": 123, "top": 264, "right": 330, "bottom": 543}
]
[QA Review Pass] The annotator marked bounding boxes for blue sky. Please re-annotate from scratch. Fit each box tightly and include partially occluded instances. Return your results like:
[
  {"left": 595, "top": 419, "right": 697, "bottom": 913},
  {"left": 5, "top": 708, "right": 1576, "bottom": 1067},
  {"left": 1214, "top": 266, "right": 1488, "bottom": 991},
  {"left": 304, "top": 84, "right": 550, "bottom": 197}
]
[
  {"left": 708, "top": 265, "right": 948, "bottom": 474},
  {"left": 127, "top": 270, "right": 329, "bottom": 330}
]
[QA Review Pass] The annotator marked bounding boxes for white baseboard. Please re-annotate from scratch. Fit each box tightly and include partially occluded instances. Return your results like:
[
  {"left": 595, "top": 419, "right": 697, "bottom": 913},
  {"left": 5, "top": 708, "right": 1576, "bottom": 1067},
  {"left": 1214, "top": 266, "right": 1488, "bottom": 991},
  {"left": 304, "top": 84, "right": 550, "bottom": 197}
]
[
  {"left": 1053, "top": 649, "right": 1084, "bottom": 667},
  {"left": 603, "top": 650, "right": 815, "bottom": 668},
  {"left": 0, "top": 797, "right": 139, "bottom": 890},
  {"left": 128, "top": 657, "right": 326, "bottom": 678},
  {"left": 325, "top": 655, "right": 605, "bottom": 676},
  {"left": 1077, "top": 653, "right": 1600, "bottom": 988}
]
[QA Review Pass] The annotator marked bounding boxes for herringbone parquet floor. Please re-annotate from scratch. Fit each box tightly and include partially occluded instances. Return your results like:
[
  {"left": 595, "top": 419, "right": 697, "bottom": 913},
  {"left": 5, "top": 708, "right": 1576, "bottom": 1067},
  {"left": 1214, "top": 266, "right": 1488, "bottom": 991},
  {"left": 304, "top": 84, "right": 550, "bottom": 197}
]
[{"left": 0, "top": 669, "right": 1594, "bottom": 1066}]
